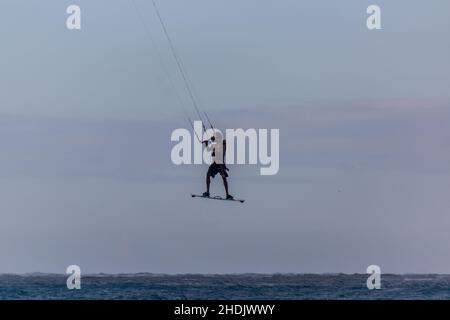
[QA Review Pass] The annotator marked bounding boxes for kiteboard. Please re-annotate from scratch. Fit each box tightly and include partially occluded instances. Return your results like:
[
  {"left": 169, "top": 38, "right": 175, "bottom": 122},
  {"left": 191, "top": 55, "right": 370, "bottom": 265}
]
[{"left": 191, "top": 194, "right": 245, "bottom": 203}]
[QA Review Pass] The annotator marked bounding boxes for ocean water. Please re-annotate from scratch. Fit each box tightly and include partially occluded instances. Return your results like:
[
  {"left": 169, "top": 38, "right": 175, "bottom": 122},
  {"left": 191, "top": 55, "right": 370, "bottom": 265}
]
[{"left": 1, "top": 274, "right": 450, "bottom": 300}]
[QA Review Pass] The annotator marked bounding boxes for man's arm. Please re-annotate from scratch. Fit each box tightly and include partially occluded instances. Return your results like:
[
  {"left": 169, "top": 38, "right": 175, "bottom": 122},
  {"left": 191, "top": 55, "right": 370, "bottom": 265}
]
[{"left": 203, "top": 139, "right": 214, "bottom": 152}]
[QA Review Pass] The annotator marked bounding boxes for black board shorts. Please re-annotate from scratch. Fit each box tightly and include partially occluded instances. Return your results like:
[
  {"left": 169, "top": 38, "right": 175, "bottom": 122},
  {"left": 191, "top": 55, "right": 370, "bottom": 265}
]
[{"left": 207, "top": 162, "right": 228, "bottom": 178}]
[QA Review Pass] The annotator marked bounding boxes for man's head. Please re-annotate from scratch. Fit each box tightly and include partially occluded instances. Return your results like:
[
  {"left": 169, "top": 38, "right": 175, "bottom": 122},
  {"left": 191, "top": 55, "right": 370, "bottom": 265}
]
[{"left": 213, "top": 131, "right": 223, "bottom": 143}]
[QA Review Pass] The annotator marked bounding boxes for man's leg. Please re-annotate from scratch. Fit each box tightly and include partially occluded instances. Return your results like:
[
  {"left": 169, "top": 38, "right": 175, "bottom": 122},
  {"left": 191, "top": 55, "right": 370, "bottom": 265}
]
[
  {"left": 221, "top": 176, "right": 229, "bottom": 197},
  {"left": 206, "top": 173, "right": 211, "bottom": 194}
]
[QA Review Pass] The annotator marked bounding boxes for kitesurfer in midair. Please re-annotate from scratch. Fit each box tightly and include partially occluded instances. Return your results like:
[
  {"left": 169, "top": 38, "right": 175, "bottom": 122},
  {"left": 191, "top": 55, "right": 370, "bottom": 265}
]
[{"left": 202, "top": 131, "right": 233, "bottom": 200}]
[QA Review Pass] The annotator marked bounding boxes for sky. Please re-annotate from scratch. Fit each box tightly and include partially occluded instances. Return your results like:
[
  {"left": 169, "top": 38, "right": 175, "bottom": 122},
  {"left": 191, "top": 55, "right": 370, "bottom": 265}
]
[{"left": 0, "top": 0, "right": 450, "bottom": 274}]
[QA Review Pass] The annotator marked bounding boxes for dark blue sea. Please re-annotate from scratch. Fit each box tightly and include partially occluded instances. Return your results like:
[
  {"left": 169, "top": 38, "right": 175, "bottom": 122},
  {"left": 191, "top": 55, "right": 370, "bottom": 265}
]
[{"left": 1, "top": 274, "right": 449, "bottom": 300}]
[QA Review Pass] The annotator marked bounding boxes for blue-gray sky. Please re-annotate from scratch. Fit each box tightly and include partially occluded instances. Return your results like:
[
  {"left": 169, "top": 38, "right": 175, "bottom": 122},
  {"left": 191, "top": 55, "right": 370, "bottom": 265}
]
[{"left": 1, "top": 0, "right": 450, "bottom": 274}]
